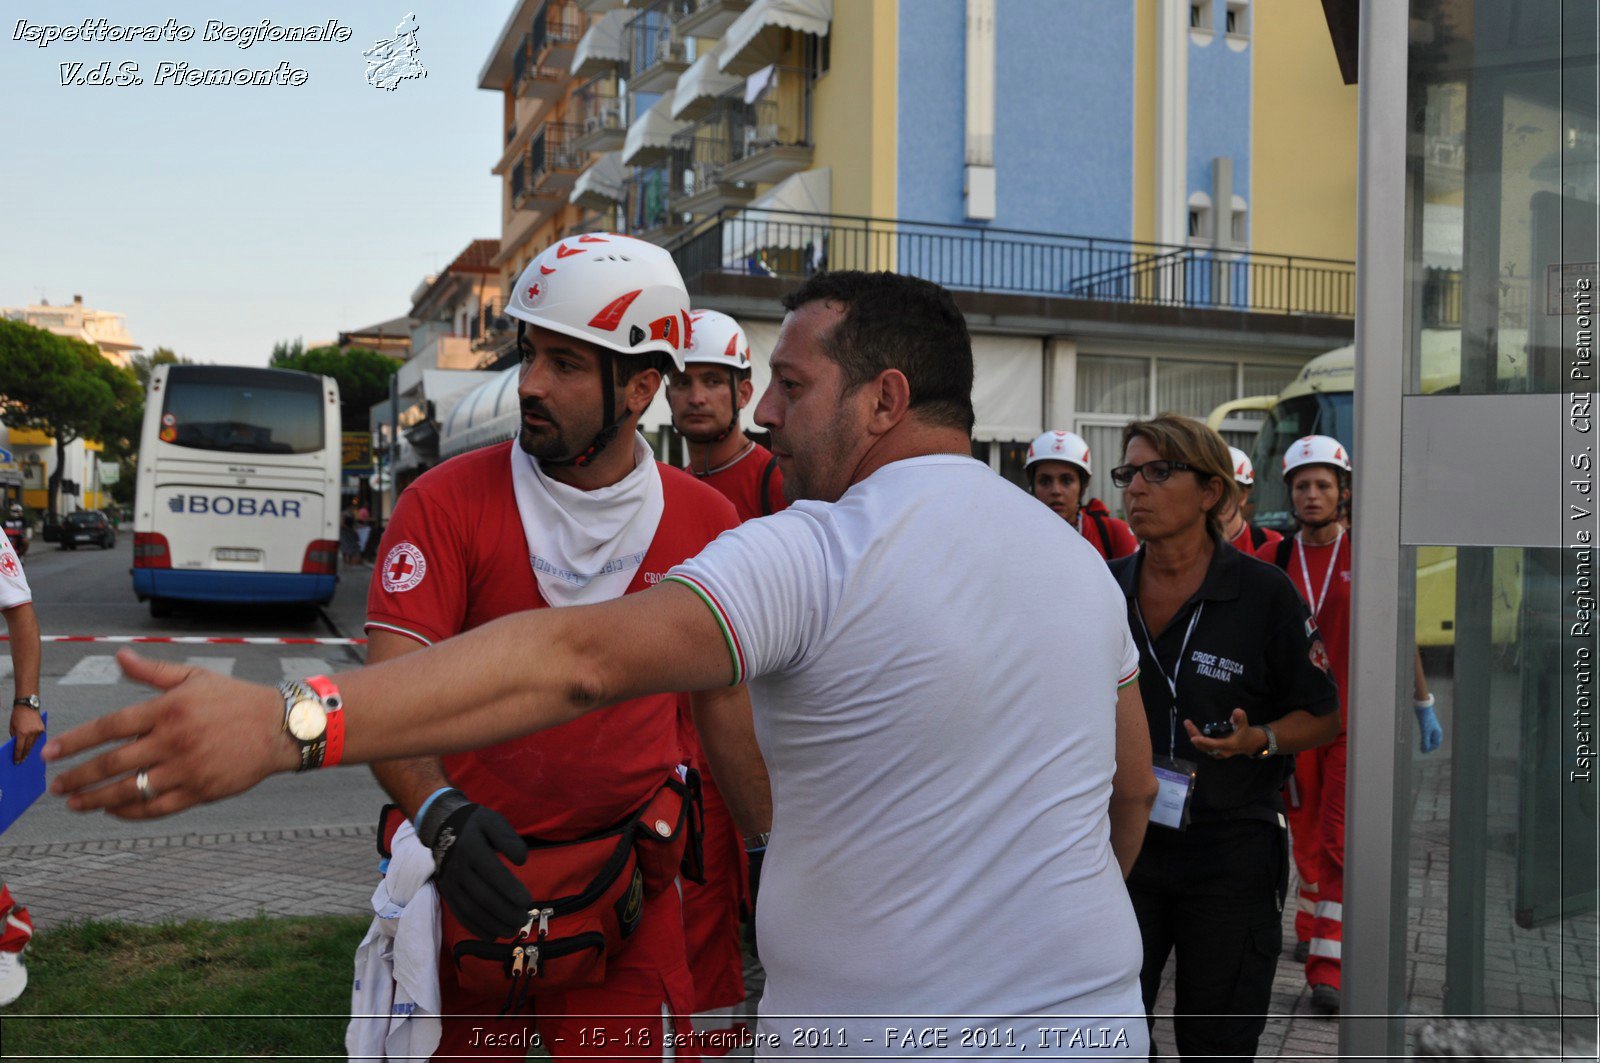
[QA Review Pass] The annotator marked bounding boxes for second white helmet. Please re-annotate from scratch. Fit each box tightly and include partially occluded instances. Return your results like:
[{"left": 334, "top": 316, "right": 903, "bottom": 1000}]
[
  {"left": 1282, "top": 434, "right": 1352, "bottom": 480},
  {"left": 683, "top": 310, "right": 751, "bottom": 372},
  {"left": 1229, "top": 446, "right": 1256, "bottom": 485},
  {"left": 1025, "top": 430, "right": 1092, "bottom": 478},
  {"left": 505, "top": 233, "right": 693, "bottom": 371}
]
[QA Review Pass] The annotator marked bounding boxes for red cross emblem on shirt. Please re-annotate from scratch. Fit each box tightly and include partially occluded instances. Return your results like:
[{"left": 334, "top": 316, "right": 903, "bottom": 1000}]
[
  {"left": 381, "top": 541, "right": 427, "bottom": 593},
  {"left": 0, "top": 553, "right": 17, "bottom": 579}
]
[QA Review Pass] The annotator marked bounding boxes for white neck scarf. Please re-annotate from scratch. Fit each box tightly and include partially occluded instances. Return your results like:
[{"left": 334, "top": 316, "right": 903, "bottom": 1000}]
[{"left": 508, "top": 434, "right": 664, "bottom": 608}]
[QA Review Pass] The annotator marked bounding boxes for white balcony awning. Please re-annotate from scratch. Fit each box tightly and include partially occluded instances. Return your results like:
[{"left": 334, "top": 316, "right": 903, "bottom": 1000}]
[
  {"left": 718, "top": 0, "right": 832, "bottom": 73},
  {"left": 671, "top": 44, "right": 744, "bottom": 120},
  {"left": 622, "top": 91, "right": 687, "bottom": 166},
  {"left": 571, "top": 9, "right": 630, "bottom": 79},
  {"left": 571, "top": 151, "right": 627, "bottom": 209},
  {"left": 722, "top": 166, "right": 830, "bottom": 263}
]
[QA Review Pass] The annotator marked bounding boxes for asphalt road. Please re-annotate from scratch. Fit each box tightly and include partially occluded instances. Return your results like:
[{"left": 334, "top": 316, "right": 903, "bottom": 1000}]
[{"left": 3, "top": 536, "right": 387, "bottom": 844}]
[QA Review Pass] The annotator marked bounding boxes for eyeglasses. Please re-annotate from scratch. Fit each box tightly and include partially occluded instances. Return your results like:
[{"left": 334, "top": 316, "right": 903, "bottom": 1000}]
[{"left": 1110, "top": 460, "right": 1201, "bottom": 488}]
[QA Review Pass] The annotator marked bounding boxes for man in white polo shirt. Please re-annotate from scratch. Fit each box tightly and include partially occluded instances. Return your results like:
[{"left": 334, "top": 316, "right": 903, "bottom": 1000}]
[{"left": 51, "top": 271, "right": 1160, "bottom": 1058}]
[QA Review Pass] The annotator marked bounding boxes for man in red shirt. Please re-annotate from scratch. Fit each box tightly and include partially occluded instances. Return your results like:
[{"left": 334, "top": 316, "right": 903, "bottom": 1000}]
[
  {"left": 667, "top": 309, "right": 785, "bottom": 522},
  {"left": 1223, "top": 446, "right": 1282, "bottom": 555},
  {"left": 364, "top": 234, "right": 767, "bottom": 1060},
  {"left": 663, "top": 309, "right": 781, "bottom": 1045},
  {"left": 1024, "top": 430, "right": 1137, "bottom": 561}
]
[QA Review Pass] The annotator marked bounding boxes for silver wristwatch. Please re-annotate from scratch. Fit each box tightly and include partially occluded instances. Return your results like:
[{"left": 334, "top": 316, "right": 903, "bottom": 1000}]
[
  {"left": 12, "top": 695, "right": 40, "bottom": 711},
  {"left": 1251, "top": 724, "right": 1279, "bottom": 759}
]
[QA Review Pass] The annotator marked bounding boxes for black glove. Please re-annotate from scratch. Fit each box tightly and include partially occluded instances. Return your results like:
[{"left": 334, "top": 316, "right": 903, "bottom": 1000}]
[{"left": 417, "top": 789, "right": 531, "bottom": 940}]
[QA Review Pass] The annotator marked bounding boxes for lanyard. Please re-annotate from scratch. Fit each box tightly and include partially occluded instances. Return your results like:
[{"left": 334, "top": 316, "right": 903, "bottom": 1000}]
[
  {"left": 1295, "top": 528, "right": 1345, "bottom": 621},
  {"left": 1135, "top": 600, "right": 1204, "bottom": 757}
]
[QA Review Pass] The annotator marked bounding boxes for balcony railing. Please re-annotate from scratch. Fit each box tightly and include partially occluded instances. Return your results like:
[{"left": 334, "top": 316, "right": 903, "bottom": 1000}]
[
  {"left": 532, "top": 124, "right": 586, "bottom": 192},
  {"left": 531, "top": 1, "right": 583, "bottom": 67},
  {"left": 513, "top": 30, "right": 567, "bottom": 100},
  {"left": 510, "top": 157, "right": 531, "bottom": 211},
  {"left": 667, "top": 121, "right": 752, "bottom": 214},
  {"left": 574, "top": 75, "right": 627, "bottom": 152},
  {"left": 721, "top": 66, "right": 812, "bottom": 184},
  {"left": 626, "top": 0, "right": 693, "bottom": 95},
  {"left": 669, "top": 209, "right": 1357, "bottom": 318},
  {"left": 625, "top": 164, "right": 682, "bottom": 236}
]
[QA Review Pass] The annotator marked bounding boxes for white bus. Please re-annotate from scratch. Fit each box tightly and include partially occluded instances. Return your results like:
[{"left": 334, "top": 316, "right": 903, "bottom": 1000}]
[{"left": 132, "top": 364, "right": 342, "bottom": 617}]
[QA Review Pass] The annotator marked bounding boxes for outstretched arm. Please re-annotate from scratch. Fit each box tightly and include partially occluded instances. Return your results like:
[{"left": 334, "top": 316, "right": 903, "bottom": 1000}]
[{"left": 46, "top": 581, "right": 736, "bottom": 818}]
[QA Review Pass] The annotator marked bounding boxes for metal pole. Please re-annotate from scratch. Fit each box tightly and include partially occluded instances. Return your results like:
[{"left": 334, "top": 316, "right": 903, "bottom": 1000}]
[{"left": 1344, "top": 1, "right": 1412, "bottom": 1057}]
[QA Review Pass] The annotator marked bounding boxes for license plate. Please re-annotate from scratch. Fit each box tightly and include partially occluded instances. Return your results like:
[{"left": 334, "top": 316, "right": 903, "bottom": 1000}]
[
  {"left": 75, "top": 534, "right": 93, "bottom": 541},
  {"left": 216, "top": 548, "right": 262, "bottom": 562}
]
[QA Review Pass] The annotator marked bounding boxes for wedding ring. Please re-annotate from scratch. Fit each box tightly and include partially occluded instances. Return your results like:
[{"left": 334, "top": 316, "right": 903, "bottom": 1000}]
[
  {"left": 1209, "top": 751, "right": 1224, "bottom": 760},
  {"left": 135, "top": 769, "right": 154, "bottom": 802}
]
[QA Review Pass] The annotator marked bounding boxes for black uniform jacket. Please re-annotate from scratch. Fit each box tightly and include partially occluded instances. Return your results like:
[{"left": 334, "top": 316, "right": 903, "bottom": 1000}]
[{"left": 1109, "top": 536, "right": 1339, "bottom": 822}]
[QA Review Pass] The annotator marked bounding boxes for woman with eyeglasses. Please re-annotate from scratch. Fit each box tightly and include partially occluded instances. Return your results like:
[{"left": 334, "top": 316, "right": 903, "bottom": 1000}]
[{"left": 1105, "top": 414, "right": 1340, "bottom": 1063}]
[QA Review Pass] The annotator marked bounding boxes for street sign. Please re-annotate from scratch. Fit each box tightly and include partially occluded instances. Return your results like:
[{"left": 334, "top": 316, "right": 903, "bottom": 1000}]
[{"left": 341, "top": 432, "right": 374, "bottom": 471}]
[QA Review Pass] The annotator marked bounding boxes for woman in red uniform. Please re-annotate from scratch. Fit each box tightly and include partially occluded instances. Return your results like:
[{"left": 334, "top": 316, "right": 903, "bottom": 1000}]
[
  {"left": 1024, "top": 430, "right": 1137, "bottom": 560},
  {"left": 1261, "top": 436, "right": 1442, "bottom": 1015}
]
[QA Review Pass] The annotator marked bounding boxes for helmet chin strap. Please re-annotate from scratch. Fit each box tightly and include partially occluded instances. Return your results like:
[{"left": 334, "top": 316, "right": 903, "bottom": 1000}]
[
  {"left": 671, "top": 368, "right": 744, "bottom": 458},
  {"left": 538, "top": 346, "right": 628, "bottom": 471}
]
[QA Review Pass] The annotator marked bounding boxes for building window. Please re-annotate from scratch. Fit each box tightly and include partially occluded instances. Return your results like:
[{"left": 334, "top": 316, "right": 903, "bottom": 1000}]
[
  {"left": 1189, "top": 2, "right": 1208, "bottom": 29},
  {"left": 1230, "top": 195, "right": 1249, "bottom": 246},
  {"left": 1076, "top": 355, "right": 1151, "bottom": 416},
  {"left": 805, "top": 33, "right": 830, "bottom": 81},
  {"left": 1187, "top": 191, "right": 1213, "bottom": 244},
  {"left": 1225, "top": 1, "right": 1250, "bottom": 38}
]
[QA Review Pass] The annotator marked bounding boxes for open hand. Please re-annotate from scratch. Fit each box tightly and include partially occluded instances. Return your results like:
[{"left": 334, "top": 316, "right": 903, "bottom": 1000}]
[
  {"left": 1184, "top": 708, "right": 1260, "bottom": 760},
  {"left": 43, "top": 649, "right": 297, "bottom": 819}
]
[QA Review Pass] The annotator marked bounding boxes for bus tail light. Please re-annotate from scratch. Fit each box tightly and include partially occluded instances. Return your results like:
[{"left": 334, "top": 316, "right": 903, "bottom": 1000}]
[
  {"left": 133, "top": 532, "right": 171, "bottom": 569},
  {"left": 302, "top": 540, "right": 339, "bottom": 575}
]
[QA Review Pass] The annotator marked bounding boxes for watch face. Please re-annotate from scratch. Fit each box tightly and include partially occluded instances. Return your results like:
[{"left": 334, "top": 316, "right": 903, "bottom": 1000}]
[{"left": 286, "top": 699, "right": 326, "bottom": 741}]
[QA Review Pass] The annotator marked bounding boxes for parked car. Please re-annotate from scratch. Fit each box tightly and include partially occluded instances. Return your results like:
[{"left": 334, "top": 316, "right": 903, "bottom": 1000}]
[{"left": 61, "top": 509, "right": 116, "bottom": 550}]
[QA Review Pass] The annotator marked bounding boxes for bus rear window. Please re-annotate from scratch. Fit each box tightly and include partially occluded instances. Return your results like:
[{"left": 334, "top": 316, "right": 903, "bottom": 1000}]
[{"left": 162, "top": 381, "right": 324, "bottom": 455}]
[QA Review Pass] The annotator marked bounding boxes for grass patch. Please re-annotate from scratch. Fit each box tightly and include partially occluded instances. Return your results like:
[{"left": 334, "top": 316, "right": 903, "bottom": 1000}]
[{"left": 1, "top": 913, "right": 370, "bottom": 1058}]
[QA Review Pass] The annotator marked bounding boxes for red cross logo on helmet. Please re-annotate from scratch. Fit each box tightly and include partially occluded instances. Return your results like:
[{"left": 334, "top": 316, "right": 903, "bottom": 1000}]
[{"left": 527, "top": 283, "right": 541, "bottom": 299}]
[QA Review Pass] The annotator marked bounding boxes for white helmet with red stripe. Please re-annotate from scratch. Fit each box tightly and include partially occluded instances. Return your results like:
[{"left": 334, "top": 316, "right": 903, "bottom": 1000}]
[
  {"left": 1229, "top": 446, "right": 1255, "bottom": 485},
  {"left": 683, "top": 310, "right": 752, "bottom": 372},
  {"left": 1282, "top": 434, "right": 1352, "bottom": 480},
  {"left": 506, "top": 233, "right": 692, "bottom": 372},
  {"left": 1025, "top": 430, "right": 1092, "bottom": 479}
]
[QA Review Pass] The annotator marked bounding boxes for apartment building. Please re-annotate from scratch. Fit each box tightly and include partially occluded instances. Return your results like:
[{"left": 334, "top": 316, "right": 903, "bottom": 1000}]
[{"left": 461, "top": 0, "right": 1360, "bottom": 489}]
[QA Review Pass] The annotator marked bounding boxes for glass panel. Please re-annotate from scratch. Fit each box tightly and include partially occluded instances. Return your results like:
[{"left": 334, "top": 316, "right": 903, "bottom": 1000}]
[
  {"left": 1408, "top": 1, "right": 1598, "bottom": 397},
  {"left": 996, "top": 440, "right": 1031, "bottom": 491},
  {"left": 1076, "top": 355, "right": 1149, "bottom": 415},
  {"left": 1155, "top": 358, "right": 1234, "bottom": 418},
  {"left": 161, "top": 378, "right": 324, "bottom": 455},
  {"left": 1398, "top": 545, "right": 1597, "bottom": 1050}
]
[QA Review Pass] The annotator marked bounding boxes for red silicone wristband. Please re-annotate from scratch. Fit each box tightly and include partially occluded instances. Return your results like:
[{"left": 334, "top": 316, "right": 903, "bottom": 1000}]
[{"left": 305, "top": 675, "right": 344, "bottom": 768}]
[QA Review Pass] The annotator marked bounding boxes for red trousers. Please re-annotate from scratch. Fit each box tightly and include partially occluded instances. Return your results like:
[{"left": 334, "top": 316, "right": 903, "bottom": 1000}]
[
  {"left": 1284, "top": 737, "right": 1347, "bottom": 990},
  {"left": 677, "top": 771, "right": 750, "bottom": 1056},
  {"left": 431, "top": 886, "right": 699, "bottom": 1061}
]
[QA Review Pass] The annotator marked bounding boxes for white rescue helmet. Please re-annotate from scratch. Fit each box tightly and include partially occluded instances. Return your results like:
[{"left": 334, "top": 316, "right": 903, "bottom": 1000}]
[
  {"left": 1229, "top": 446, "right": 1256, "bottom": 485},
  {"left": 505, "top": 233, "right": 692, "bottom": 372},
  {"left": 1024, "top": 430, "right": 1092, "bottom": 479},
  {"left": 683, "top": 310, "right": 752, "bottom": 372},
  {"left": 1282, "top": 434, "right": 1352, "bottom": 481}
]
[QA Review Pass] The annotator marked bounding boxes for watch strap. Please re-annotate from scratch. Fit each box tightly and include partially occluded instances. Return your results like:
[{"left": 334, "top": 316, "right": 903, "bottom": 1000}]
[
  {"left": 279, "top": 679, "right": 329, "bottom": 773},
  {"left": 1252, "top": 723, "right": 1278, "bottom": 759},
  {"left": 12, "top": 695, "right": 41, "bottom": 710}
]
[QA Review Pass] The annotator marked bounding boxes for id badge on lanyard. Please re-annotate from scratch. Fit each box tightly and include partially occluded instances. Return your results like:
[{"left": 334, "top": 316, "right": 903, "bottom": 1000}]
[
  {"left": 1137, "top": 602, "right": 1204, "bottom": 831},
  {"left": 1150, "top": 755, "right": 1197, "bottom": 831}
]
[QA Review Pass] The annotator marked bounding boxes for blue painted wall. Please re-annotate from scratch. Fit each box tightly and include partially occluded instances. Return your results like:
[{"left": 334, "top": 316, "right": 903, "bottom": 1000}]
[
  {"left": 1185, "top": 4, "right": 1250, "bottom": 241},
  {"left": 896, "top": 0, "right": 1135, "bottom": 240}
]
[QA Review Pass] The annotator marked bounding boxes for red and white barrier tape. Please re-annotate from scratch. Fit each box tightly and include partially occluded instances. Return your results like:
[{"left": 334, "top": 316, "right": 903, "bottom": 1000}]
[{"left": 0, "top": 635, "right": 368, "bottom": 645}]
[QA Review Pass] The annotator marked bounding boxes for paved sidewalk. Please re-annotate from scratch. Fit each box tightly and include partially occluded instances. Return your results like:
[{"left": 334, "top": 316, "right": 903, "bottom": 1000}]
[
  {"left": 2, "top": 822, "right": 1347, "bottom": 1059},
  {"left": 0, "top": 824, "right": 378, "bottom": 929}
]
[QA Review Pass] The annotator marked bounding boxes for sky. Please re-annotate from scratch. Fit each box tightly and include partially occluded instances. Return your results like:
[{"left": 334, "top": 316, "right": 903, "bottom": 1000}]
[{"left": 1, "top": 1, "right": 514, "bottom": 367}]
